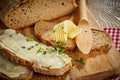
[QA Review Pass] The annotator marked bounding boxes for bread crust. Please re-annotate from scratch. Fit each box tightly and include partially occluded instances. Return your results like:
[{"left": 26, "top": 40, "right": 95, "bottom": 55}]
[
  {"left": 0, "top": 68, "right": 33, "bottom": 80},
  {"left": 34, "top": 21, "right": 112, "bottom": 53},
  {"left": 0, "top": 0, "right": 76, "bottom": 29},
  {"left": 0, "top": 48, "right": 34, "bottom": 66},
  {"left": 0, "top": 29, "right": 72, "bottom": 76},
  {"left": 0, "top": 48, "right": 72, "bottom": 76},
  {"left": 32, "top": 62, "right": 72, "bottom": 76},
  {"left": 34, "top": 21, "right": 76, "bottom": 51}
]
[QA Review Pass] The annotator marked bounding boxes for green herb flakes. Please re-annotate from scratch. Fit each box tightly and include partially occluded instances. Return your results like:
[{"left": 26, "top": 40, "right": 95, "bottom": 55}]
[
  {"left": 37, "top": 47, "right": 43, "bottom": 53},
  {"left": 27, "top": 46, "right": 34, "bottom": 50},
  {"left": 52, "top": 29, "right": 56, "bottom": 33},
  {"left": 35, "top": 44, "right": 39, "bottom": 46},
  {"left": 21, "top": 46, "right": 25, "bottom": 49},
  {"left": 55, "top": 48, "right": 65, "bottom": 53},
  {"left": 9, "top": 35, "right": 12, "bottom": 37},
  {"left": 76, "top": 57, "right": 85, "bottom": 65},
  {"left": 26, "top": 36, "right": 35, "bottom": 42},
  {"left": 47, "top": 65, "right": 52, "bottom": 69},
  {"left": 57, "top": 41, "right": 66, "bottom": 46},
  {"left": 72, "top": 61, "right": 75, "bottom": 66}
]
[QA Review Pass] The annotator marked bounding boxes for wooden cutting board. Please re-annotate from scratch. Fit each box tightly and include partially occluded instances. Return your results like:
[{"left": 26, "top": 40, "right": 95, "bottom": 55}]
[
  {"left": 20, "top": 9, "right": 120, "bottom": 80},
  {"left": 0, "top": 9, "right": 119, "bottom": 80}
]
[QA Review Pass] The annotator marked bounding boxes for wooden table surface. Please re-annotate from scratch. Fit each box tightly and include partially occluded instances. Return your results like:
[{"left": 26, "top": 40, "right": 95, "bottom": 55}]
[{"left": 87, "top": 0, "right": 120, "bottom": 28}]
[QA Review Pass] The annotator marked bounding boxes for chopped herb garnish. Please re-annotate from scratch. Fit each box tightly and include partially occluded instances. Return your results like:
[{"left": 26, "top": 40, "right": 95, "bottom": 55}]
[
  {"left": 62, "top": 26, "right": 64, "bottom": 29},
  {"left": 9, "top": 35, "right": 12, "bottom": 37},
  {"left": 46, "top": 48, "right": 53, "bottom": 53},
  {"left": 72, "top": 61, "right": 75, "bottom": 66},
  {"left": 35, "top": 44, "right": 39, "bottom": 46},
  {"left": 69, "top": 78, "right": 73, "bottom": 80},
  {"left": 21, "top": 46, "right": 25, "bottom": 49},
  {"left": 57, "top": 41, "right": 66, "bottom": 46},
  {"left": 26, "top": 36, "right": 35, "bottom": 42},
  {"left": 63, "top": 30, "right": 67, "bottom": 34},
  {"left": 76, "top": 57, "right": 85, "bottom": 65},
  {"left": 43, "top": 51, "right": 47, "bottom": 55},
  {"left": 62, "top": 54, "right": 68, "bottom": 58},
  {"left": 47, "top": 65, "right": 52, "bottom": 69},
  {"left": 37, "top": 47, "right": 43, "bottom": 53},
  {"left": 52, "top": 29, "right": 56, "bottom": 33},
  {"left": 55, "top": 48, "right": 65, "bottom": 53},
  {"left": 27, "top": 46, "right": 34, "bottom": 50}
]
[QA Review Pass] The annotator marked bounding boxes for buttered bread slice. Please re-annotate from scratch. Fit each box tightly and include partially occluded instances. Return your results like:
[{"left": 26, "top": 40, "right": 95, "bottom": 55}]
[
  {"left": 0, "top": 29, "right": 72, "bottom": 75},
  {"left": 0, "top": 54, "right": 33, "bottom": 80}
]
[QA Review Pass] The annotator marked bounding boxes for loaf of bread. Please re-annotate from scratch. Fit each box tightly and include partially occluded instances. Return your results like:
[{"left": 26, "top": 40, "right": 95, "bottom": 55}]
[
  {"left": 0, "top": 0, "right": 76, "bottom": 29},
  {"left": 0, "top": 29, "right": 72, "bottom": 75},
  {"left": 0, "top": 54, "right": 33, "bottom": 80},
  {"left": 34, "top": 21, "right": 112, "bottom": 53}
]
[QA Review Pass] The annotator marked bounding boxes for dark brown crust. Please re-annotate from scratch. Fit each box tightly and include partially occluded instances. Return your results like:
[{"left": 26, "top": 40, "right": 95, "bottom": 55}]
[
  {"left": 0, "top": 0, "right": 28, "bottom": 22},
  {"left": 0, "top": 68, "right": 33, "bottom": 80},
  {"left": 32, "top": 62, "right": 72, "bottom": 76},
  {"left": 0, "top": 48, "right": 34, "bottom": 66}
]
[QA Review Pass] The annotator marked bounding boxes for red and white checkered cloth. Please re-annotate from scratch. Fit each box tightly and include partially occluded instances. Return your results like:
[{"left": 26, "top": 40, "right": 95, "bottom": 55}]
[{"left": 104, "top": 28, "right": 120, "bottom": 52}]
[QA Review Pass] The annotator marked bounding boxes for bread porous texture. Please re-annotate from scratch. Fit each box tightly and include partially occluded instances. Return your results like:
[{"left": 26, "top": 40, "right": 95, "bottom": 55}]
[{"left": 2, "top": 0, "right": 76, "bottom": 29}]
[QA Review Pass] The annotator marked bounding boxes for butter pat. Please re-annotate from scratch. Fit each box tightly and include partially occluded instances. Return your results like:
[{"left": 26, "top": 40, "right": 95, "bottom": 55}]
[
  {"left": 53, "top": 22, "right": 67, "bottom": 42},
  {"left": 53, "top": 20, "right": 81, "bottom": 42}
]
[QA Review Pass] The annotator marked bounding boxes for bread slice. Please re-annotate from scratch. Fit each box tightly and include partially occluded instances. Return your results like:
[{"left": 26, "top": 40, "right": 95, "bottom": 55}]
[
  {"left": 76, "top": 29, "right": 112, "bottom": 53},
  {"left": 34, "top": 21, "right": 112, "bottom": 53},
  {"left": 34, "top": 21, "right": 76, "bottom": 51},
  {"left": 0, "top": 0, "right": 76, "bottom": 29},
  {"left": 0, "top": 54, "right": 33, "bottom": 80},
  {"left": 0, "top": 29, "right": 72, "bottom": 75}
]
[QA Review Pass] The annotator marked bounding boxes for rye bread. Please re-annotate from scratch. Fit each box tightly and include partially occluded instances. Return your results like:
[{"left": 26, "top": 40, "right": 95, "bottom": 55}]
[
  {"left": 0, "top": 29, "right": 72, "bottom": 76},
  {"left": 0, "top": 0, "right": 76, "bottom": 29},
  {"left": 34, "top": 21, "right": 112, "bottom": 53},
  {"left": 0, "top": 54, "right": 33, "bottom": 80},
  {"left": 34, "top": 21, "right": 76, "bottom": 51}
]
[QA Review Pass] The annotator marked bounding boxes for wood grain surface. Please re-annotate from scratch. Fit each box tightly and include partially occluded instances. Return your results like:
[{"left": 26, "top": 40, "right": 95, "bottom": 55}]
[{"left": 88, "top": 0, "right": 120, "bottom": 28}]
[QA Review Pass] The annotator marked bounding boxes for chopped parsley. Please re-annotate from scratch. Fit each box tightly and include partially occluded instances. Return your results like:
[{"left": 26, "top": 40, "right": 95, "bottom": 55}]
[
  {"left": 35, "top": 44, "right": 39, "bottom": 46},
  {"left": 69, "top": 78, "right": 73, "bottom": 80},
  {"left": 9, "top": 35, "right": 12, "bottom": 37},
  {"left": 26, "top": 36, "right": 35, "bottom": 42},
  {"left": 57, "top": 41, "right": 66, "bottom": 46},
  {"left": 27, "top": 46, "right": 34, "bottom": 50},
  {"left": 76, "top": 57, "right": 85, "bottom": 65},
  {"left": 47, "top": 65, "right": 52, "bottom": 69},
  {"left": 37, "top": 47, "right": 43, "bottom": 53},
  {"left": 52, "top": 29, "right": 56, "bottom": 33},
  {"left": 72, "top": 61, "right": 75, "bottom": 66},
  {"left": 63, "top": 30, "right": 67, "bottom": 34},
  {"left": 21, "top": 46, "right": 25, "bottom": 49},
  {"left": 55, "top": 48, "right": 65, "bottom": 53}
]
